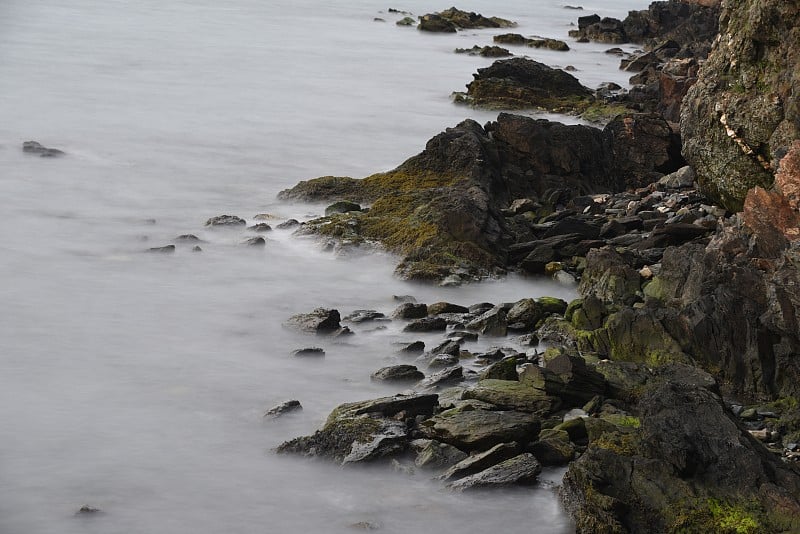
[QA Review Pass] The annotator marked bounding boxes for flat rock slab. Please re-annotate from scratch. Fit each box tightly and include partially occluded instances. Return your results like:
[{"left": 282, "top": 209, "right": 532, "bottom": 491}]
[
  {"left": 463, "top": 379, "right": 558, "bottom": 415},
  {"left": 420, "top": 408, "right": 540, "bottom": 452},
  {"left": 447, "top": 453, "right": 542, "bottom": 491}
]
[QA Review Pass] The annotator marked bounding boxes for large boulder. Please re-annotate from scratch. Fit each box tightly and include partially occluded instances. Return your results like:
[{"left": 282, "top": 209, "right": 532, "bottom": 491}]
[
  {"left": 681, "top": 0, "right": 800, "bottom": 211},
  {"left": 419, "top": 408, "right": 540, "bottom": 452}
]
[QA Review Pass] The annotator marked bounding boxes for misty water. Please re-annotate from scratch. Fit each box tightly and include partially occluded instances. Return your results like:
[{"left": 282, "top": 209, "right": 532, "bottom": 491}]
[{"left": 0, "top": 1, "right": 648, "bottom": 532}]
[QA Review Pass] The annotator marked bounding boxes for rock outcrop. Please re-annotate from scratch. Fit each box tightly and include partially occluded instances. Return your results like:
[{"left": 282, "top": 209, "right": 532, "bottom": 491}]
[{"left": 681, "top": 0, "right": 800, "bottom": 211}]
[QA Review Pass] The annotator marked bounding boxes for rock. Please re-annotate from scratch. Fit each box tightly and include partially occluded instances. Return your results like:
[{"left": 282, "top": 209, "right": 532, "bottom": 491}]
[
  {"left": 681, "top": 0, "right": 799, "bottom": 211},
  {"left": 343, "top": 310, "right": 387, "bottom": 323},
  {"left": 403, "top": 317, "right": 447, "bottom": 332},
  {"left": 419, "top": 7, "right": 515, "bottom": 31},
  {"left": 439, "top": 441, "right": 521, "bottom": 482},
  {"left": 396, "top": 16, "right": 415, "bottom": 26},
  {"left": 325, "top": 201, "right": 361, "bottom": 216},
  {"left": 492, "top": 33, "right": 568, "bottom": 51},
  {"left": 277, "top": 393, "right": 438, "bottom": 464},
  {"left": 264, "top": 400, "right": 303, "bottom": 418},
  {"left": 529, "top": 435, "right": 575, "bottom": 465},
  {"left": 427, "top": 302, "right": 469, "bottom": 315},
  {"left": 291, "top": 347, "right": 325, "bottom": 357},
  {"left": 248, "top": 223, "right": 272, "bottom": 232},
  {"left": 458, "top": 57, "right": 593, "bottom": 112},
  {"left": 205, "top": 215, "right": 246, "bottom": 227},
  {"left": 463, "top": 379, "right": 557, "bottom": 415},
  {"left": 427, "top": 354, "right": 459, "bottom": 369},
  {"left": 569, "top": 16, "right": 626, "bottom": 43},
  {"left": 658, "top": 166, "right": 695, "bottom": 189},
  {"left": 413, "top": 439, "right": 468, "bottom": 469},
  {"left": 276, "top": 219, "right": 300, "bottom": 229},
  {"left": 147, "top": 245, "right": 175, "bottom": 253},
  {"left": 429, "top": 340, "right": 462, "bottom": 358},
  {"left": 448, "top": 453, "right": 542, "bottom": 491},
  {"left": 396, "top": 341, "right": 425, "bottom": 354},
  {"left": 578, "top": 247, "right": 641, "bottom": 307},
  {"left": 480, "top": 356, "right": 519, "bottom": 381},
  {"left": 420, "top": 408, "right": 540, "bottom": 452},
  {"left": 535, "top": 296, "right": 568, "bottom": 316},
  {"left": 192, "top": 245, "right": 202, "bottom": 252},
  {"left": 175, "top": 234, "right": 202, "bottom": 242},
  {"left": 416, "top": 365, "right": 464, "bottom": 390},
  {"left": 75, "top": 505, "right": 101, "bottom": 515},
  {"left": 466, "top": 306, "right": 507, "bottom": 336},
  {"left": 22, "top": 140, "right": 65, "bottom": 157},
  {"left": 371, "top": 365, "right": 424, "bottom": 383},
  {"left": 243, "top": 236, "right": 266, "bottom": 246},
  {"left": 542, "top": 352, "right": 607, "bottom": 406},
  {"left": 285, "top": 308, "right": 341, "bottom": 334},
  {"left": 392, "top": 302, "right": 428, "bottom": 319},
  {"left": 454, "top": 45, "right": 512, "bottom": 58},
  {"left": 506, "top": 298, "right": 543, "bottom": 330},
  {"left": 417, "top": 13, "right": 456, "bottom": 32}
]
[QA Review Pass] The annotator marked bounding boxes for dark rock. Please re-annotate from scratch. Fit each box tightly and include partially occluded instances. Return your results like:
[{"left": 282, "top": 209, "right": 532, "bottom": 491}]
[
  {"left": 175, "top": 234, "right": 202, "bottom": 242},
  {"left": 243, "top": 236, "right": 266, "bottom": 246},
  {"left": 264, "top": 400, "right": 303, "bottom": 418},
  {"left": 292, "top": 347, "right": 325, "bottom": 357},
  {"left": 205, "top": 215, "right": 246, "bottom": 227},
  {"left": 147, "top": 245, "right": 175, "bottom": 253},
  {"left": 447, "top": 453, "right": 542, "bottom": 491},
  {"left": 325, "top": 201, "right": 361, "bottom": 216},
  {"left": 413, "top": 439, "right": 468, "bottom": 469},
  {"left": 276, "top": 219, "right": 300, "bottom": 229},
  {"left": 416, "top": 365, "right": 464, "bottom": 390},
  {"left": 285, "top": 308, "right": 341, "bottom": 334},
  {"left": 427, "top": 354, "right": 460, "bottom": 369},
  {"left": 429, "top": 340, "right": 462, "bottom": 357},
  {"left": 458, "top": 58, "right": 593, "bottom": 112},
  {"left": 439, "top": 441, "right": 521, "bottom": 482},
  {"left": 392, "top": 302, "right": 428, "bottom": 319},
  {"left": 480, "top": 356, "right": 519, "bottom": 381},
  {"left": 447, "top": 331, "right": 478, "bottom": 342},
  {"left": 417, "top": 13, "right": 456, "bottom": 32},
  {"left": 22, "top": 140, "right": 65, "bottom": 157},
  {"left": 529, "top": 435, "right": 575, "bottom": 465},
  {"left": 371, "top": 365, "right": 424, "bottom": 382},
  {"left": 343, "top": 310, "right": 387, "bottom": 323},
  {"left": 463, "top": 379, "right": 557, "bottom": 415},
  {"left": 466, "top": 306, "right": 507, "bottom": 336},
  {"left": 248, "top": 223, "right": 272, "bottom": 232},
  {"left": 569, "top": 16, "right": 626, "bottom": 44},
  {"left": 396, "top": 16, "right": 416, "bottom": 26},
  {"left": 454, "top": 45, "right": 512, "bottom": 58},
  {"left": 403, "top": 317, "right": 447, "bottom": 333},
  {"left": 397, "top": 341, "right": 425, "bottom": 354},
  {"left": 75, "top": 505, "right": 101, "bottom": 515},
  {"left": 427, "top": 302, "right": 469, "bottom": 315},
  {"left": 419, "top": 7, "right": 515, "bottom": 31},
  {"left": 420, "top": 408, "right": 540, "bottom": 452}
]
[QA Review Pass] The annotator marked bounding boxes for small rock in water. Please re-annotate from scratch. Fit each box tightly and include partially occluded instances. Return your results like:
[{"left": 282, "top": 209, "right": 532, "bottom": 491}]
[
  {"left": 403, "top": 317, "right": 447, "bottom": 332},
  {"left": 371, "top": 364, "right": 424, "bottom": 382},
  {"left": 23, "top": 140, "right": 65, "bottom": 157},
  {"left": 392, "top": 302, "right": 428, "bottom": 319},
  {"left": 350, "top": 521, "right": 382, "bottom": 530},
  {"left": 205, "top": 214, "right": 246, "bottom": 227},
  {"left": 147, "top": 245, "right": 175, "bottom": 253},
  {"left": 75, "top": 505, "right": 101, "bottom": 515},
  {"left": 248, "top": 223, "right": 272, "bottom": 232},
  {"left": 325, "top": 201, "right": 361, "bottom": 216},
  {"left": 192, "top": 245, "right": 203, "bottom": 252},
  {"left": 343, "top": 309, "right": 387, "bottom": 323},
  {"left": 396, "top": 340, "right": 425, "bottom": 353},
  {"left": 264, "top": 400, "right": 303, "bottom": 418},
  {"left": 243, "top": 236, "right": 266, "bottom": 246},
  {"left": 276, "top": 219, "right": 300, "bottom": 229},
  {"left": 252, "top": 213, "right": 278, "bottom": 221},
  {"left": 175, "top": 234, "right": 202, "bottom": 242},
  {"left": 392, "top": 295, "right": 417, "bottom": 303},
  {"left": 292, "top": 347, "right": 325, "bottom": 357}
]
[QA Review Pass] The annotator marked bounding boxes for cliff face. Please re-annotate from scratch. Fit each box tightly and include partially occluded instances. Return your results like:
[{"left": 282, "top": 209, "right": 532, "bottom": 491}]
[{"left": 681, "top": 0, "right": 800, "bottom": 211}]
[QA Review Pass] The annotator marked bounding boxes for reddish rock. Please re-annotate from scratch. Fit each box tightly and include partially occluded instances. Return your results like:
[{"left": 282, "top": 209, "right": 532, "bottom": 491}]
[
  {"left": 743, "top": 187, "right": 800, "bottom": 257},
  {"left": 775, "top": 141, "right": 800, "bottom": 210}
]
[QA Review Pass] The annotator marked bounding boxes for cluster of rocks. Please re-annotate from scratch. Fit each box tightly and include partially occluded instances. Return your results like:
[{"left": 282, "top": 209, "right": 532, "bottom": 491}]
[{"left": 416, "top": 7, "right": 516, "bottom": 33}]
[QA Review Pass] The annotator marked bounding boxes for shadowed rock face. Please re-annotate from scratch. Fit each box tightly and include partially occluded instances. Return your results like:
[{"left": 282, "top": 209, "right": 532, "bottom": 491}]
[{"left": 681, "top": 0, "right": 800, "bottom": 211}]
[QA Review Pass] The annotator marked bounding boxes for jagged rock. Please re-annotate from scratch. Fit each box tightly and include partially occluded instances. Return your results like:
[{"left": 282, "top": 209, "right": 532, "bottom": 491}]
[
  {"left": 403, "top": 317, "right": 447, "bottom": 332},
  {"left": 480, "top": 356, "right": 519, "bottom": 381},
  {"left": 506, "top": 298, "right": 544, "bottom": 330},
  {"left": 277, "top": 394, "right": 438, "bottom": 464},
  {"left": 681, "top": 0, "right": 799, "bottom": 211},
  {"left": 439, "top": 441, "right": 521, "bottom": 481},
  {"left": 463, "top": 379, "right": 557, "bottom": 415},
  {"left": 447, "top": 453, "right": 542, "bottom": 491},
  {"left": 205, "top": 214, "right": 246, "bottom": 227},
  {"left": 285, "top": 308, "right": 341, "bottom": 334},
  {"left": 529, "top": 435, "right": 576, "bottom": 465},
  {"left": 429, "top": 340, "right": 461, "bottom": 357},
  {"left": 396, "top": 341, "right": 425, "bottom": 353},
  {"left": 291, "top": 347, "right": 325, "bottom": 357},
  {"left": 454, "top": 45, "right": 512, "bottom": 58},
  {"left": 492, "top": 33, "right": 568, "bottom": 51},
  {"left": 343, "top": 310, "right": 387, "bottom": 323},
  {"left": 392, "top": 302, "right": 428, "bottom": 319},
  {"left": 417, "top": 13, "right": 456, "bottom": 32},
  {"left": 578, "top": 247, "right": 641, "bottom": 307},
  {"left": 466, "top": 306, "right": 507, "bottom": 336},
  {"left": 412, "top": 439, "right": 468, "bottom": 469},
  {"left": 416, "top": 365, "right": 464, "bottom": 390},
  {"left": 420, "top": 408, "right": 540, "bottom": 452},
  {"left": 419, "top": 7, "right": 515, "bottom": 32},
  {"left": 458, "top": 57, "right": 593, "bottom": 112},
  {"left": 658, "top": 166, "right": 695, "bottom": 189},
  {"left": 264, "top": 400, "right": 303, "bottom": 418},
  {"left": 371, "top": 365, "right": 424, "bottom": 382}
]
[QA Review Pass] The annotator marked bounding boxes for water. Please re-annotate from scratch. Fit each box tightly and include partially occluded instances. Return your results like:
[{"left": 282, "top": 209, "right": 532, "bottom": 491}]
[{"left": 0, "top": 1, "right": 649, "bottom": 532}]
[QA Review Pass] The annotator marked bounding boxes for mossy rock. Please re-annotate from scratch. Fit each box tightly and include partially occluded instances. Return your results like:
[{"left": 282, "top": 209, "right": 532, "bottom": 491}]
[
  {"left": 536, "top": 296, "right": 568, "bottom": 315},
  {"left": 463, "top": 379, "right": 558, "bottom": 415}
]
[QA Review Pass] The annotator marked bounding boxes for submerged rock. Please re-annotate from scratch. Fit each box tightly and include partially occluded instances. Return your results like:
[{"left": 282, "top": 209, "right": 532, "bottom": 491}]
[
  {"left": 22, "top": 140, "right": 65, "bottom": 157},
  {"left": 205, "top": 215, "right": 246, "bottom": 227},
  {"left": 264, "top": 400, "right": 303, "bottom": 418}
]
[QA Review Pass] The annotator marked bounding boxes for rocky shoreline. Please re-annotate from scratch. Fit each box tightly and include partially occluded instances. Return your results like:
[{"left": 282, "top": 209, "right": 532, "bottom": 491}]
[{"left": 273, "top": 1, "right": 800, "bottom": 532}]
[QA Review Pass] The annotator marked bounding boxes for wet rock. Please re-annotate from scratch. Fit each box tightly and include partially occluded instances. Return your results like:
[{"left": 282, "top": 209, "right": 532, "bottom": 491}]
[
  {"left": 578, "top": 247, "right": 641, "bottom": 307},
  {"left": 371, "top": 365, "right": 424, "bottom": 383},
  {"left": 75, "top": 505, "right": 101, "bottom": 515},
  {"left": 277, "top": 393, "right": 438, "bottom": 464},
  {"left": 569, "top": 16, "right": 626, "bottom": 43},
  {"left": 291, "top": 347, "right": 325, "bottom": 357},
  {"left": 439, "top": 441, "right": 521, "bottom": 482},
  {"left": 343, "top": 310, "right": 387, "bottom": 323},
  {"left": 325, "top": 201, "right": 361, "bottom": 216},
  {"left": 416, "top": 365, "right": 464, "bottom": 390},
  {"left": 175, "top": 234, "right": 202, "bottom": 242},
  {"left": 427, "top": 354, "right": 460, "bottom": 369},
  {"left": 417, "top": 13, "right": 456, "bottom": 32},
  {"left": 205, "top": 215, "right": 246, "bottom": 227},
  {"left": 22, "top": 140, "right": 65, "bottom": 157},
  {"left": 528, "top": 434, "right": 575, "bottom": 465},
  {"left": 454, "top": 45, "right": 512, "bottom": 58},
  {"left": 248, "top": 223, "right": 272, "bottom": 232},
  {"left": 396, "top": 341, "right": 425, "bottom": 354},
  {"left": 412, "top": 439, "right": 468, "bottom": 469},
  {"left": 419, "top": 7, "right": 515, "bottom": 31},
  {"left": 192, "top": 245, "right": 202, "bottom": 252},
  {"left": 457, "top": 57, "right": 593, "bottom": 112},
  {"left": 243, "top": 236, "right": 266, "bottom": 247},
  {"left": 147, "top": 245, "right": 175, "bottom": 253},
  {"left": 403, "top": 317, "right": 447, "bottom": 333},
  {"left": 392, "top": 302, "right": 428, "bottom": 319},
  {"left": 285, "top": 308, "right": 341, "bottom": 334},
  {"left": 427, "top": 302, "right": 469, "bottom": 315},
  {"left": 506, "top": 298, "right": 543, "bottom": 330},
  {"left": 420, "top": 408, "right": 539, "bottom": 452},
  {"left": 463, "top": 379, "right": 557, "bottom": 415},
  {"left": 429, "top": 339, "right": 462, "bottom": 357},
  {"left": 492, "top": 33, "right": 569, "bottom": 51},
  {"left": 396, "top": 16, "right": 416, "bottom": 26},
  {"left": 448, "top": 453, "right": 542, "bottom": 491},
  {"left": 466, "top": 306, "right": 507, "bottom": 336},
  {"left": 480, "top": 356, "right": 519, "bottom": 381},
  {"left": 276, "top": 219, "right": 300, "bottom": 230},
  {"left": 447, "top": 331, "right": 478, "bottom": 342},
  {"left": 264, "top": 400, "right": 302, "bottom": 418}
]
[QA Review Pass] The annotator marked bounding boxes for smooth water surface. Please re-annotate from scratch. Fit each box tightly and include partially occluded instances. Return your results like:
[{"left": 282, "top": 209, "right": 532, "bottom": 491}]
[{"left": 0, "top": 1, "right": 648, "bottom": 532}]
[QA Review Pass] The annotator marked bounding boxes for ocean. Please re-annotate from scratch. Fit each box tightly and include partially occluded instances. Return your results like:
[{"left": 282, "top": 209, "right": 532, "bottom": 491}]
[{"left": 0, "top": 1, "right": 649, "bottom": 532}]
